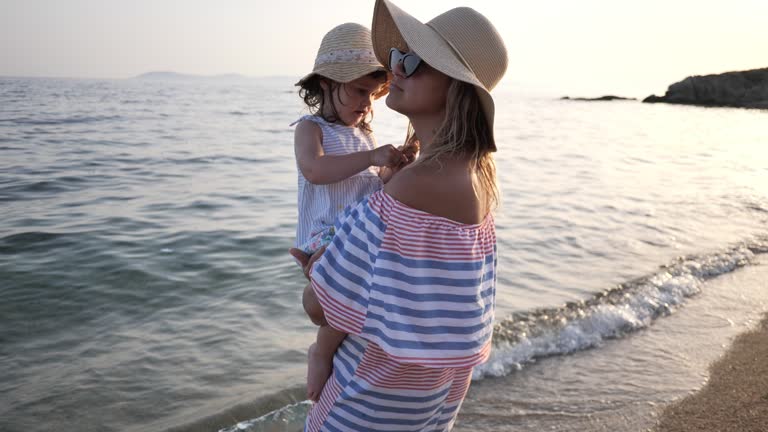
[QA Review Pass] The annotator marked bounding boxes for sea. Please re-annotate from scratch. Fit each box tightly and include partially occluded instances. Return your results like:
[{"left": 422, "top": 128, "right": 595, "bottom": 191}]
[{"left": 1, "top": 75, "right": 767, "bottom": 432}]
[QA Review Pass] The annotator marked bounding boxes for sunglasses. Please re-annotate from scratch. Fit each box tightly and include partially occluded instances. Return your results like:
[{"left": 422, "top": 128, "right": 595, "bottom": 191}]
[{"left": 388, "top": 48, "right": 423, "bottom": 78}]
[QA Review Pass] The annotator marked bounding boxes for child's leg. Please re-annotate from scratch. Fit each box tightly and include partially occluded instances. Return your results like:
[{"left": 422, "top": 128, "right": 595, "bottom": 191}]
[
  {"left": 307, "top": 324, "right": 346, "bottom": 402},
  {"left": 303, "top": 282, "right": 327, "bottom": 326}
]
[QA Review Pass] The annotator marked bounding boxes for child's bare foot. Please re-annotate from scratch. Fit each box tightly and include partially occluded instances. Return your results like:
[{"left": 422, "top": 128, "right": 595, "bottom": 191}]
[{"left": 307, "top": 343, "right": 332, "bottom": 402}]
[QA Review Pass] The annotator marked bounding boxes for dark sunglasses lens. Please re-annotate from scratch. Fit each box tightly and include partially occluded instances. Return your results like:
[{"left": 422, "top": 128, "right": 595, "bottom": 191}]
[
  {"left": 388, "top": 48, "right": 421, "bottom": 77},
  {"left": 389, "top": 49, "right": 403, "bottom": 71},
  {"left": 403, "top": 55, "right": 422, "bottom": 77}
]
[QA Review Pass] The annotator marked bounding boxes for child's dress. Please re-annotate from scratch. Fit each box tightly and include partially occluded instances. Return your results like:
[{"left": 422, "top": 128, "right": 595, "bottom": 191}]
[{"left": 291, "top": 115, "right": 383, "bottom": 254}]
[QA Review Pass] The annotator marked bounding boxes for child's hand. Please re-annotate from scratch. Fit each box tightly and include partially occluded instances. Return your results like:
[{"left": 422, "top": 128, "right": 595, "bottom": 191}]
[
  {"left": 378, "top": 141, "right": 420, "bottom": 184},
  {"left": 370, "top": 144, "right": 405, "bottom": 168},
  {"left": 399, "top": 140, "right": 420, "bottom": 166}
]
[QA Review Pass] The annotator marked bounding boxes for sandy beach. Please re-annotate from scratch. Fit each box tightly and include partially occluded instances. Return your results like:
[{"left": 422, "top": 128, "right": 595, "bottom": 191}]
[{"left": 654, "top": 312, "right": 768, "bottom": 432}]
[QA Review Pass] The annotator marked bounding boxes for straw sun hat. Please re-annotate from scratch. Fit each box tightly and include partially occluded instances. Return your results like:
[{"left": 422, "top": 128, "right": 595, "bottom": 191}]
[
  {"left": 371, "top": 0, "right": 508, "bottom": 149},
  {"left": 296, "top": 22, "right": 388, "bottom": 88}
]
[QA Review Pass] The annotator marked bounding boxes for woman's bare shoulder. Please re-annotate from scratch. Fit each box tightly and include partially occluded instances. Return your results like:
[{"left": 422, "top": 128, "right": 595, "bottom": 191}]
[
  {"left": 384, "top": 163, "right": 485, "bottom": 224},
  {"left": 383, "top": 166, "right": 429, "bottom": 205}
]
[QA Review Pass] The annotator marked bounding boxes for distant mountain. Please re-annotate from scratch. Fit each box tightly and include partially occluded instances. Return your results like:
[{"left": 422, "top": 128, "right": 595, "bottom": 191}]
[{"left": 134, "top": 71, "right": 252, "bottom": 81}]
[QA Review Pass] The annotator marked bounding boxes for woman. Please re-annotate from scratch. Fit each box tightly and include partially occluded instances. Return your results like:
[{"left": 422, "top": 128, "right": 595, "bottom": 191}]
[{"left": 295, "top": 0, "right": 508, "bottom": 430}]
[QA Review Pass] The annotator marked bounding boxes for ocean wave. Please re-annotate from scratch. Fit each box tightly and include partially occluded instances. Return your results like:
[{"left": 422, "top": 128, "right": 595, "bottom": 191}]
[
  {"left": 474, "top": 237, "right": 768, "bottom": 379},
  {"left": 0, "top": 231, "right": 66, "bottom": 249},
  {"left": 218, "top": 401, "right": 311, "bottom": 432},
  {"left": 0, "top": 114, "right": 124, "bottom": 126},
  {"left": 168, "top": 155, "right": 271, "bottom": 165},
  {"left": 745, "top": 201, "right": 768, "bottom": 214},
  {"left": 0, "top": 176, "right": 94, "bottom": 199},
  {"left": 213, "top": 236, "right": 768, "bottom": 432},
  {"left": 140, "top": 199, "right": 232, "bottom": 214}
]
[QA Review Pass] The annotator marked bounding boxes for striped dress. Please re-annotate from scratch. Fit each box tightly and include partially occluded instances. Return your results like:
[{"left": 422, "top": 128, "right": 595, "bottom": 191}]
[
  {"left": 307, "top": 190, "right": 497, "bottom": 431},
  {"left": 291, "top": 115, "right": 383, "bottom": 248}
]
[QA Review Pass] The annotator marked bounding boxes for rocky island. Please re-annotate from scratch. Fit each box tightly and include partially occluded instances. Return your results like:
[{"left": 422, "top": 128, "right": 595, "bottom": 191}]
[
  {"left": 561, "top": 95, "right": 636, "bottom": 102},
  {"left": 643, "top": 68, "right": 768, "bottom": 109}
]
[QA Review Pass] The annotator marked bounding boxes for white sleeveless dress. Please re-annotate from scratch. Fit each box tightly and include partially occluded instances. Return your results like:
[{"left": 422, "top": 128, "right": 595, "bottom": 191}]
[{"left": 291, "top": 115, "right": 383, "bottom": 252}]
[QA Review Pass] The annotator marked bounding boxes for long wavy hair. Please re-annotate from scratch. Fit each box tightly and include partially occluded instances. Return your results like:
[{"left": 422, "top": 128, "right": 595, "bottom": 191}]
[
  {"left": 405, "top": 80, "right": 499, "bottom": 211},
  {"left": 297, "top": 71, "right": 389, "bottom": 133}
]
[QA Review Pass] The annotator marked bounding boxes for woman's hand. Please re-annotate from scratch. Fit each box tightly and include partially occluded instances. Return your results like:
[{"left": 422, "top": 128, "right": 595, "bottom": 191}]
[{"left": 289, "top": 246, "right": 327, "bottom": 280}]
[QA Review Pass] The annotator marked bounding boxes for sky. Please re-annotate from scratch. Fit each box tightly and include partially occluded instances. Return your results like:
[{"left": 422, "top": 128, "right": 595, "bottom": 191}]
[{"left": 1, "top": 0, "right": 766, "bottom": 96}]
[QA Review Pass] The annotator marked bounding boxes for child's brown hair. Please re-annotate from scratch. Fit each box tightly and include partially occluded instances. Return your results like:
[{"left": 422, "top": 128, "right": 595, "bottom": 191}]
[{"left": 297, "top": 70, "right": 389, "bottom": 133}]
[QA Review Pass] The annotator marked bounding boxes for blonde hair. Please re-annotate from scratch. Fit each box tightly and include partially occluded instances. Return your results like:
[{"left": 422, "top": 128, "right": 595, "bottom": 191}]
[{"left": 405, "top": 80, "right": 499, "bottom": 210}]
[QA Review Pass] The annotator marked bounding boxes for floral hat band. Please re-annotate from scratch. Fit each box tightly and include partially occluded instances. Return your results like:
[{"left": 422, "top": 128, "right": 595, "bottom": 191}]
[{"left": 315, "top": 49, "right": 381, "bottom": 67}]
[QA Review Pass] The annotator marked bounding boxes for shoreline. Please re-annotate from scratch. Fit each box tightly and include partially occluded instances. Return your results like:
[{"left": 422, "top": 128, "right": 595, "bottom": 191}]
[{"left": 653, "top": 311, "right": 768, "bottom": 432}]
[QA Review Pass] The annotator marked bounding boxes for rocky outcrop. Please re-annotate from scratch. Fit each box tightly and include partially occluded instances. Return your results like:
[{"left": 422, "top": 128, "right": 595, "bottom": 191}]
[
  {"left": 643, "top": 68, "right": 768, "bottom": 109},
  {"left": 561, "top": 95, "right": 636, "bottom": 101}
]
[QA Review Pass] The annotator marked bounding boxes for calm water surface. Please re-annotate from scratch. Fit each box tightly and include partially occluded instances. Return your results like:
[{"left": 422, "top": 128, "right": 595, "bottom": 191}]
[{"left": 0, "top": 76, "right": 766, "bottom": 431}]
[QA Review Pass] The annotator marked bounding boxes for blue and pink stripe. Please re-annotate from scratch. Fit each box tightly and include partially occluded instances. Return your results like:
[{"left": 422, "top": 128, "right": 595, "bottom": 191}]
[{"left": 306, "top": 190, "right": 497, "bottom": 431}]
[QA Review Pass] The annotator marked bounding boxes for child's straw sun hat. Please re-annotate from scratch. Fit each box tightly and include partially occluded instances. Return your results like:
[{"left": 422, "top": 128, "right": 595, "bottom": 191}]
[{"left": 296, "top": 22, "right": 387, "bottom": 87}]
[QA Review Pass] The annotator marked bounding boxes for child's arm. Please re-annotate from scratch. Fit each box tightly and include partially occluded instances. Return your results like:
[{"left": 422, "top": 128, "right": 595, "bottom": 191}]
[
  {"left": 379, "top": 140, "right": 420, "bottom": 184},
  {"left": 295, "top": 120, "right": 405, "bottom": 185}
]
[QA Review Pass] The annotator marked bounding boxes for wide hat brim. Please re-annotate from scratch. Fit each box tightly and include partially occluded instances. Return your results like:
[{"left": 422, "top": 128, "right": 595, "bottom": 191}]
[
  {"left": 372, "top": 0, "right": 498, "bottom": 150},
  {"left": 295, "top": 63, "right": 387, "bottom": 86}
]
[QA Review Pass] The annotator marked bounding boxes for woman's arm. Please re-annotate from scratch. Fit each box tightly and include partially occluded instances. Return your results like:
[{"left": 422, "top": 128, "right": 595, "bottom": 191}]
[{"left": 295, "top": 120, "right": 405, "bottom": 185}]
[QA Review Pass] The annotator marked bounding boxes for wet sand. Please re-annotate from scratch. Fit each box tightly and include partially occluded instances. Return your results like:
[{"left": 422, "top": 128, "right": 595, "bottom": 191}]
[{"left": 653, "top": 312, "right": 768, "bottom": 432}]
